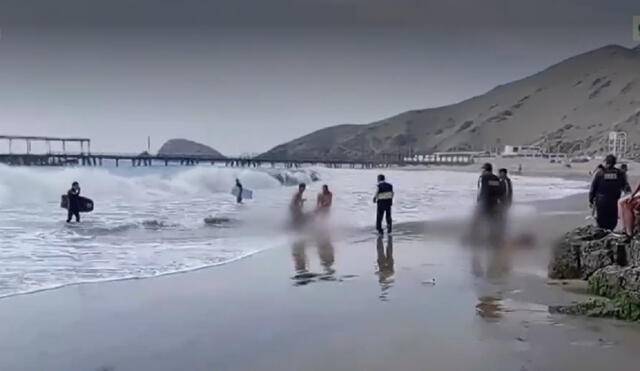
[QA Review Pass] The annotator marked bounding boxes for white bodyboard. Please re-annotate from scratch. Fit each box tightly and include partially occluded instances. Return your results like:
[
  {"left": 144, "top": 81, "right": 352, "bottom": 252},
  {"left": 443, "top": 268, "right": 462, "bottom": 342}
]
[{"left": 231, "top": 186, "right": 253, "bottom": 199}]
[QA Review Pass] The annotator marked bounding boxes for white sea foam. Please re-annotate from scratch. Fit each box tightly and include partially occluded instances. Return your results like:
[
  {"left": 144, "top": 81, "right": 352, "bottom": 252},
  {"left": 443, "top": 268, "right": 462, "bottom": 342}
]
[{"left": 0, "top": 165, "right": 587, "bottom": 298}]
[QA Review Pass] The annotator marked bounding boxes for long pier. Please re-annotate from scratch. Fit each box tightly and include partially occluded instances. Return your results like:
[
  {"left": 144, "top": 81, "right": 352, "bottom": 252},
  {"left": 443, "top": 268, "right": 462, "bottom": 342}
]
[
  {"left": 0, "top": 135, "right": 475, "bottom": 168},
  {"left": 0, "top": 152, "right": 474, "bottom": 168}
]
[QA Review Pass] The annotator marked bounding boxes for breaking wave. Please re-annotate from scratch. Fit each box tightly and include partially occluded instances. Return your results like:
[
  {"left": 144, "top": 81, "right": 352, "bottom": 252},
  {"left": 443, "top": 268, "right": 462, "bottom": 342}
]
[{"left": 0, "top": 165, "right": 319, "bottom": 205}]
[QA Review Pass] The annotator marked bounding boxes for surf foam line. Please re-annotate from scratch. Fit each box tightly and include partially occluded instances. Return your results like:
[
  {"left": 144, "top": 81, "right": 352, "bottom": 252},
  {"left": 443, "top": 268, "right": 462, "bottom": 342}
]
[
  {"left": 0, "top": 164, "right": 320, "bottom": 205},
  {"left": 0, "top": 246, "right": 267, "bottom": 300}
]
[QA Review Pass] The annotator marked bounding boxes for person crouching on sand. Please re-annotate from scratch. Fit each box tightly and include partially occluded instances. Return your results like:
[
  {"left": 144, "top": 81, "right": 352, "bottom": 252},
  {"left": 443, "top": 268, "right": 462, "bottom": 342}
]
[{"left": 315, "top": 184, "right": 333, "bottom": 217}]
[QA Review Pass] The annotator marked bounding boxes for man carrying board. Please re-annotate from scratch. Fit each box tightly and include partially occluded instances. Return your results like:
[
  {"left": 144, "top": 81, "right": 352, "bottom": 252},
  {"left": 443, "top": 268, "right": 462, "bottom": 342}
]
[{"left": 67, "top": 181, "right": 81, "bottom": 223}]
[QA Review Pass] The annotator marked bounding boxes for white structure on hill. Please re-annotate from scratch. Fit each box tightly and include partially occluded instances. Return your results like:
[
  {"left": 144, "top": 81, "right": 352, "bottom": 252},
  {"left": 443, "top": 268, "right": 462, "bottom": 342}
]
[
  {"left": 608, "top": 131, "right": 627, "bottom": 158},
  {"left": 501, "top": 145, "right": 544, "bottom": 157}
]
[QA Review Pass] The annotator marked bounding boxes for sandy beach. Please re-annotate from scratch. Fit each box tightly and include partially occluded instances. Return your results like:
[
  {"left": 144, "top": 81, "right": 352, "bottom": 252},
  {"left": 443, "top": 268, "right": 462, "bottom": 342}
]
[
  {"left": 427, "top": 157, "right": 640, "bottom": 180},
  {"left": 2, "top": 3, "right": 639, "bottom": 370},
  {"left": 1, "top": 190, "right": 640, "bottom": 371}
]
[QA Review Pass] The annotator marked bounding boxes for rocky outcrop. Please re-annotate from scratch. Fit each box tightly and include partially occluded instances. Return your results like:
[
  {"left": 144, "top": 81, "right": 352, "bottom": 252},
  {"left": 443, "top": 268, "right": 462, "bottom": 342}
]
[
  {"left": 548, "top": 225, "right": 640, "bottom": 321},
  {"left": 157, "top": 139, "right": 225, "bottom": 158},
  {"left": 549, "top": 293, "right": 640, "bottom": 321},
  {"left": 548, "top": 225, "right": 617, "bottom": 279},
  {"left": 589, "top": 265, "right": 640, "bottom": 298}
]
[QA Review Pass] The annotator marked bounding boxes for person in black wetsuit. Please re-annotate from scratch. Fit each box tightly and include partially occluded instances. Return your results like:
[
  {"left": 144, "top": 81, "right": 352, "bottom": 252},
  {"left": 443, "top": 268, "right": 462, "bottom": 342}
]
[
  {"left": 67, "top": 181, "right": 81, "bottom": 223},
  {"left": 235, "top": 178, "right": 243, "bottom": 204},
  {"left": 373, "top": 174, "right": 394, "bottom": 235},
  {"left": 589, "top": 154, "right": 628, "bottom": 231}
]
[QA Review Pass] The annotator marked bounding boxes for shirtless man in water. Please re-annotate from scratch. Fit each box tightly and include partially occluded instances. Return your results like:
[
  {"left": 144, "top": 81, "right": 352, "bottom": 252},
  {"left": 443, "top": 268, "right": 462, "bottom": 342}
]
[
  {"left": 290, "top": 183, "right": 307, "bottom": 226},
  {"left": 316, "top": 184, "right": 333, "bottom": 216}
]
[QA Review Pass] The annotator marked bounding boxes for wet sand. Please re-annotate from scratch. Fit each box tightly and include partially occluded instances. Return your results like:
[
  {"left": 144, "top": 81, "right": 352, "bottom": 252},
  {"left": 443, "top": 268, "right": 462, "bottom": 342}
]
[{"left": 1, "top": 193, "right": 640, "bottom": 371}]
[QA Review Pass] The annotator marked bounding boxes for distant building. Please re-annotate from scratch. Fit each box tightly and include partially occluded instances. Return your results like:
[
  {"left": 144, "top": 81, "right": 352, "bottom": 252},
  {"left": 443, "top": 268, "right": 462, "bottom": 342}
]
[
  {"left": 502, "top": 145, "right": 544, "bottom": 157},
  {"left": 403, "top": 151, "right": 478, "bottom": 163},
  {"left": 608, "top": 131, "right": 627, "bottom": 159}
]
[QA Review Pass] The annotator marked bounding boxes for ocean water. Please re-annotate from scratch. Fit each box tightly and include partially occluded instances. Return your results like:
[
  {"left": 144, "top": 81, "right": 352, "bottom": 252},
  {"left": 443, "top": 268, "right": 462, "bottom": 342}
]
[{"left": 0, "top": 165, "right": 587, "bottom": 298}]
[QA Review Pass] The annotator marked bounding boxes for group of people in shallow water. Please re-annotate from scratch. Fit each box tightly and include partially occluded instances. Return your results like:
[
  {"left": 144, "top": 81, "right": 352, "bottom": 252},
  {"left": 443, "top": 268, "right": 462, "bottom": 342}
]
[
  {"left": 287, "top": 164, "right": 515, "bottom": 237},
  {"left": 66, "top": 154, "right": 637, "bottom": 237},
  {"left": 289, "top": 183, "right": 333, "bottom": 228}
]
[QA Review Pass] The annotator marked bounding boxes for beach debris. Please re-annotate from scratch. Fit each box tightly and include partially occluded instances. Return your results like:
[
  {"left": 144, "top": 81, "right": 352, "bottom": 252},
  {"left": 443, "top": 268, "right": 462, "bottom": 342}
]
[
  {"left": 422, "top": 278, "right": 436, "bottom": 286},
  {"left": 476, "top": 296, "right": 503, "bottom": 320}
]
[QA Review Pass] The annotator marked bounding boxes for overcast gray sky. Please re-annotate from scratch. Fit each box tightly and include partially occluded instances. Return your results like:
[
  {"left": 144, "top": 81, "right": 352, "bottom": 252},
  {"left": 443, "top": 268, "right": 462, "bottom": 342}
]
[{"left": 0, "top": 0, "right": 638, "bottom": 155}]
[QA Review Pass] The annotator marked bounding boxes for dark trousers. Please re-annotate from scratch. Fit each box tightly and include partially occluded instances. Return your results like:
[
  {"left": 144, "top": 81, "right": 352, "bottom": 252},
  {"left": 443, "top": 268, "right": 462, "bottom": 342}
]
[
  {"left": 376, "top": 202, "right": 392, "bottom": 233},
  {"left": 67, "top": 209, "right": 80, "bottom": 223},
  {"left": 469, "top": 205, "right": 505, "bottom": 246},
  {"left": 595, "top": 197, "right": 618, "bottom": 231}
]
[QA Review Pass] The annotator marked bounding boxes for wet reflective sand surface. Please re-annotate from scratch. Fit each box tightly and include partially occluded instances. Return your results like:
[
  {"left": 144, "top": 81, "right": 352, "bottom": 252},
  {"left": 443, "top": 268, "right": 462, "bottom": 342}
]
[{"left": 1, "top": 196, "right": 640, "bottom": 370}]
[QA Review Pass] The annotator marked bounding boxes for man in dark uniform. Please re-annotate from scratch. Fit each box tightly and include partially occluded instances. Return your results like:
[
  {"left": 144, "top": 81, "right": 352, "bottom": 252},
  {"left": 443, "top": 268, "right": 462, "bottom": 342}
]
[
  {"left": 589, "top": 154, "right": 628, "bottom": 231},
  {"left": 67, "top": 181, "right": 81, "bottom": 223},
  {"left": 477, "top": 163, "right": 504, "bottom": 215},
  {"left": 373, "top": 174, "right": 394, "bottom": 235},
  {"left": 474, "top": 163, "right": 506, "bottom": 243}
]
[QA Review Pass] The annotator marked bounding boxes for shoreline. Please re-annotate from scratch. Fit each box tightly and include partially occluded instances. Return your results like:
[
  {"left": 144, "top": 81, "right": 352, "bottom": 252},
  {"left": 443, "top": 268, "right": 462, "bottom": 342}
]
[
  {"left": 0, "top": 183, "right": 590, "bottom": 301},
  {"left": 3, "top": 169, "right": 639, "bottom": 371},
  {"left": 4, "top": 189, "right": 640, "bottom": 371}
]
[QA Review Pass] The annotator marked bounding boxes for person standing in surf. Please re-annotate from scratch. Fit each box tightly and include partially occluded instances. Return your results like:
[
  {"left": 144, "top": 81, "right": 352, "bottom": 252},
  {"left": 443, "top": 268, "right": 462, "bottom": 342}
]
[
  {"left": 235, "top": 178, "right": 243, "bottom": 204},
  {"left": 589, "top": 154, "right": 628, "bottom": 231},
  {"left": 290, "top": 183, "right": 307, "bottom": 227},
  {"left": 474, "top": 163, "right": 506, "bottom": 243},
  {"left": 498, "top": 168, "right": 513, "bottom": 209},
  {"left": 66, "top": 181, "right": 81, "bottom": 223},
  {"left": 316, "top": 184, "right": 333, "bottom": 217},
  {"left": 373, "top": 174, "right": 394, "bottom": 235}
]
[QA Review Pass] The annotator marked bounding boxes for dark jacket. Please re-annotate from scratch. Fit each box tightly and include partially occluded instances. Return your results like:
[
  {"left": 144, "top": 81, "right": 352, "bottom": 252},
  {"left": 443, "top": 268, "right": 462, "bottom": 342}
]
[
  {"left": 589, "top": 167, "right": 627, "bottom": 205},
  {"left": 500, "top": 177, "right": 513, "bottom": 206},
  {"left": 477, "top": 173, "right": 505, "bottom": 211},
  {"left": 375, "top": 182, "right": 394, "bottom": 206}
]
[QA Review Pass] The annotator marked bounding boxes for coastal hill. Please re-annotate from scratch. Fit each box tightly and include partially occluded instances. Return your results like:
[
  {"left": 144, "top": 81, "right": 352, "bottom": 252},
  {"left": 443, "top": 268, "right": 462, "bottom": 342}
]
[
  {"left": 157, "top": 138, "right": 225, "bottom": 158},
  {"left": 260, "top": 44, "right": 640, "bottom": 160}
]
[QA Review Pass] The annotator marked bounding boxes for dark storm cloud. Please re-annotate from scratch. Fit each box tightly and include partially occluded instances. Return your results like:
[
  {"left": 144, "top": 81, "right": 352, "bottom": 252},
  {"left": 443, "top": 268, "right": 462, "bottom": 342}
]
[{"left": 0, "top": 0, "right": 637, "bottom": 28}]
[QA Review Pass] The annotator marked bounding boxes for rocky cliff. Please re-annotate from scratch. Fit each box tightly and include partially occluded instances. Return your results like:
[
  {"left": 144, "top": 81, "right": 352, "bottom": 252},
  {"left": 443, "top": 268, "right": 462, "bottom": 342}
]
[
  {"left": 261, "top": 44, "right": 640, "bottom": 160},
  {"left": 157, "top": 139, "right": 225, "bottom": 158}
]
